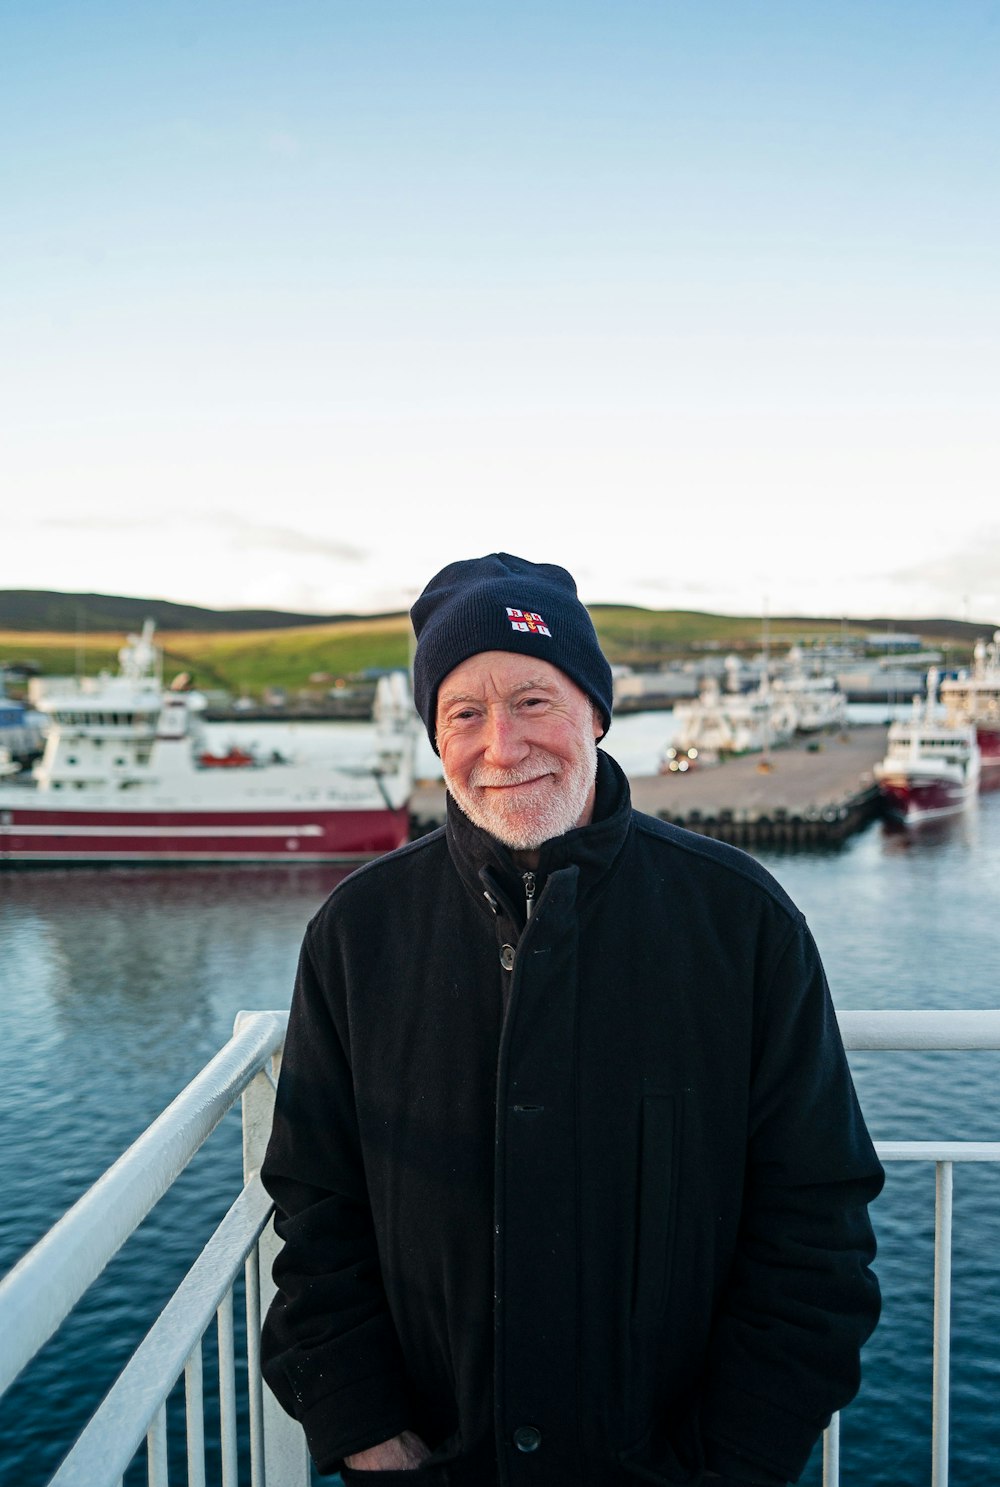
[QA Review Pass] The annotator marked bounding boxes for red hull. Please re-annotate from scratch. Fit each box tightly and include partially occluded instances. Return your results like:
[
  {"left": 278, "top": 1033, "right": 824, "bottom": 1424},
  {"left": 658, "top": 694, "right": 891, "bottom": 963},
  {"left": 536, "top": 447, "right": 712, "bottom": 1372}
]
[
  {"left": 0, "top": 804, "right": 411, "bottom": 864},
  {"left": 976, "top": 726, "right": 1000, "bottom": 769},
  {"left": 877, "top": 776, "right": 971, "bottom": 823}
]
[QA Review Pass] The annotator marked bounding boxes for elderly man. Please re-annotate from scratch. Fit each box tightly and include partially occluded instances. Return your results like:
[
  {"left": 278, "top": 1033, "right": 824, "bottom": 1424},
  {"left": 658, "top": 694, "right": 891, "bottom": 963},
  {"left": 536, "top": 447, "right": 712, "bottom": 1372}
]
[{"left": 261, "top": 553, "right": 882, "bottom": 1487}]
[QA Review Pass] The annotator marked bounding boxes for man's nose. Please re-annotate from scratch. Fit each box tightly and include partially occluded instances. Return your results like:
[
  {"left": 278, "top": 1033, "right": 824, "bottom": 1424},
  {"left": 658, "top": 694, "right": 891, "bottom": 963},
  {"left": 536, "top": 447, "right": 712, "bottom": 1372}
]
[{"left": 483, "top": 708, "right": 529, "bottom": 765}]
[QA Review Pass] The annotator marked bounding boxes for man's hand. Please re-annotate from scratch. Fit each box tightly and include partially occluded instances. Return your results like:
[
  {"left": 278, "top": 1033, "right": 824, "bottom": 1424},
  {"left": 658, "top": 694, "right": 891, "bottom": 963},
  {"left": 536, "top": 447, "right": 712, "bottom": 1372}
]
[{"left": 344, "top": 1430, "right": 432, "bottom": 1471}]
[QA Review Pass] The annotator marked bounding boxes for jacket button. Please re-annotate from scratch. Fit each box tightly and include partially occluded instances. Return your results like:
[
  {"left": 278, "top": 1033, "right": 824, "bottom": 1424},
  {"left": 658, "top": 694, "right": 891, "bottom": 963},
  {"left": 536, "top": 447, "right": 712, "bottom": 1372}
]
[
  {"left": 500, "top": 944, "right": 515, "bottom": 971},
  {"left": 513, "top": 1425, "right": 541, "bottom": 1453}
]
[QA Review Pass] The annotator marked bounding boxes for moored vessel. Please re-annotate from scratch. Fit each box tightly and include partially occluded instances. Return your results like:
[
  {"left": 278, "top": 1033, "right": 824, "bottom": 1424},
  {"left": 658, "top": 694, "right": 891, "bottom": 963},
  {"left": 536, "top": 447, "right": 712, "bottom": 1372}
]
[
  {"left": 940, "top": 631, "right": 1000, "bottom": 778},
  {"left": 874, "top": 670, "right": 980, "bottom": 823},
  {"left": 772, "top": 647, "right": 848, "bottom": 733},
  {"left": 0, "top": 622, "right": 415, "bottom": 865},
  {"left": 664, "top": 660, "right": 798, "bottom": 765}
]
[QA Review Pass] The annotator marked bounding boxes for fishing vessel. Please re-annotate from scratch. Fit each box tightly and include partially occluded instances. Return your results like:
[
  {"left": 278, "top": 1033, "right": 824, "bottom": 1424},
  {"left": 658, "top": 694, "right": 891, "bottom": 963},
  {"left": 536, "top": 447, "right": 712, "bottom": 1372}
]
[
  {"left": 0, "top": 622, "right": 415, "bottom": 865},
  {"left": 665, "top": 668, "right": 798, "bottom": 764},
  {"left": 772, "top": 647, "right": 848, "bottom": 733},
  {"left": 940, "top": 631, "right": 1000, "bottom": 777},
  {"left": 874, "top": 671, "right": 981, "bottom": 823}
]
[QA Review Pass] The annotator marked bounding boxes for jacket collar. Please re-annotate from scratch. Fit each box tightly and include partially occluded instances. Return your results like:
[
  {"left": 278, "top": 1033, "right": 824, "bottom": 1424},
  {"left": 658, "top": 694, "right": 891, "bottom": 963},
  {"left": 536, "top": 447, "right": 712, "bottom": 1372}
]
[{"left": 445, "top": 749, "right": 633, "bottom": 924}]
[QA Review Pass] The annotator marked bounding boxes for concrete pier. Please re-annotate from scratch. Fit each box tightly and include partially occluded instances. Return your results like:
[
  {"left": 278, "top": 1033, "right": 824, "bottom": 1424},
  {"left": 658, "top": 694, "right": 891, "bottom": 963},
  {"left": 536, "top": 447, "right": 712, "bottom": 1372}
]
[{"left": 409, "top": 725, "right": 889, "bottom": 848}]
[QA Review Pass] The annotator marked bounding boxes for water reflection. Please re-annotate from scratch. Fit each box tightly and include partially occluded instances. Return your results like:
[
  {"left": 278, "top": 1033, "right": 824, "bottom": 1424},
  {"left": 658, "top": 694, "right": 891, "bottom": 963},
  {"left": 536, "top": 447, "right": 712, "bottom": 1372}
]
[{"left": 879, "top": 806, "right": 981, "bottom": 853}]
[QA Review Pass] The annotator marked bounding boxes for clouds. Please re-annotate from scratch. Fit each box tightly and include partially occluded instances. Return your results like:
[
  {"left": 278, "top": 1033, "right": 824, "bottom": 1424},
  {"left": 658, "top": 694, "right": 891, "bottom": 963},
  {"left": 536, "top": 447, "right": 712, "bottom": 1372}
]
[
  {"left": 887, "top": 527, "right": 1000, "bottom": 617},
  {"left": 41, "top": 511, "right": 367, "bottom": 565},
  {"left": 216, "top": 516, "right": 366, "bottom": 564}
]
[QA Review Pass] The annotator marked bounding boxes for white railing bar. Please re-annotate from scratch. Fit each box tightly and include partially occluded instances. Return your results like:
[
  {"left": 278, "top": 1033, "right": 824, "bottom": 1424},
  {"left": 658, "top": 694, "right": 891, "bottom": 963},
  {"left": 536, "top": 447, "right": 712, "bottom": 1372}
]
[
  {"left": 875, "top": 1141, "right": 1000, "bottom": 1162},
  {"left": 933, "top": 1162, "right": 953, "bottom": 1487},
  {"left": 822, "top": 1411, "right": 840, "bottom": 1487},
  {"left": 238, "top": 1023, "right": 312, "bottom": 1487},
  {"left": 217, "top": 1291, "right": 239, "bottom": 1487},
  {"left": 147, "top": 1403, "right": 168, "bottom": 1487},
  {"left": 185, "top": 1341, "right": 206, "bottom": 1487},
  {"left": 838, "top": 1009, "right": 1000, "bottom": 1049},
  {"left": 0, "top": 1010, "right": 286, "bottom": 1400},
  {"left": 45, "top": 1175, "right": 273, "bottom": 1487},
  {"left": 246, "top": 1242, "right": 265, "bottom": 1487}
]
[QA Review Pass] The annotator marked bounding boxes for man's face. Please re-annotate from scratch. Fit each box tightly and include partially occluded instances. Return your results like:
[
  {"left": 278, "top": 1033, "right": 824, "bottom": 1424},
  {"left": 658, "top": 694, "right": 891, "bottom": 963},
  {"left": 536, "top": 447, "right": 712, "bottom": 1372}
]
[{"left": 436, "top": 651, "right": 602, "bottom": 853}]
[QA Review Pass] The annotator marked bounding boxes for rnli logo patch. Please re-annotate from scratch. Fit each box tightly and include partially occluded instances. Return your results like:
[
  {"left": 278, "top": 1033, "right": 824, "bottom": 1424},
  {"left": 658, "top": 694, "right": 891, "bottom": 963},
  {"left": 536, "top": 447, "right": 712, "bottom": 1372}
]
[{"left": 506, "top": 607, "right": 551, "bottom": 636}]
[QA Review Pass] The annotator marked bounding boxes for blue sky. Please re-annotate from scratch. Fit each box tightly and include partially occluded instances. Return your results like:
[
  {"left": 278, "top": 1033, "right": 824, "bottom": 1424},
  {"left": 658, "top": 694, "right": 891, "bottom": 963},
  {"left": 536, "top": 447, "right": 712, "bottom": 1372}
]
[{"left": 4, "top": 2, "right": 999, "bottom": 620}]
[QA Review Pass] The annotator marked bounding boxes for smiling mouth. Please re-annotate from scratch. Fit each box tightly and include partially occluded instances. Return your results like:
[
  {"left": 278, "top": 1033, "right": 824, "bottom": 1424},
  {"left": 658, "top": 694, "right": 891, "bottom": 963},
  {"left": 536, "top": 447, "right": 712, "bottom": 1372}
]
[{"left": 477, "top": 774, "right": 552, "bottom": 792}]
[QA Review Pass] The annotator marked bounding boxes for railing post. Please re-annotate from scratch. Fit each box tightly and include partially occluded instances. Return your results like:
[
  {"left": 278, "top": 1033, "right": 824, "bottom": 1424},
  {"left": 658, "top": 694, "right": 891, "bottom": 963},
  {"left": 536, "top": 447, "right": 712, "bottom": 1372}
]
[
  {"left": 822, "top": 1412, "right": 840, "bottom": 1487},
  {"left": 237, "top": 1012, "right": 310, "bottom": 1487},
  {"left": 932, "top": 1161, "right": 953, "bottom": 1487}
]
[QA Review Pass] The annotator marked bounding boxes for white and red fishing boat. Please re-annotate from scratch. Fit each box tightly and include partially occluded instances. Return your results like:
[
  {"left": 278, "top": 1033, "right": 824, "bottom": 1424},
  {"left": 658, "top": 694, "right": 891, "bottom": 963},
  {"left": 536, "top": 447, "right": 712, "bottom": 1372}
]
[
  {"left": 874, "top": 670, "right": 981, "bottom": 824},
  {"left": 940, "top": 631, "right": 1000, "bottom": 779},
  {"left": 0, "top": 622, "right": 415, "bottom": 865}
]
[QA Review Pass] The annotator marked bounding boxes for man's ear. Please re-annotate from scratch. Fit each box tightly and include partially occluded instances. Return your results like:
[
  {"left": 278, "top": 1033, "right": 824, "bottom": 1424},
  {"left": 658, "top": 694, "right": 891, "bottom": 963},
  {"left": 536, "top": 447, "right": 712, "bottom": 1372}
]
[{"left": 592, "top": 704, "right": 604, "bottom": 741}]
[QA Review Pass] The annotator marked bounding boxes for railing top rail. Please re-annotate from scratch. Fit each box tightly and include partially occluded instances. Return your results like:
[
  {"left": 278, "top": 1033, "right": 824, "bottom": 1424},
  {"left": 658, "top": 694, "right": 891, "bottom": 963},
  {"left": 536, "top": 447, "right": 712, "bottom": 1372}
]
[
  {"left": 876, "top": 1140, "right": 1000, "bottom": 1162},
  {"left": 238, "top": 1008, "right": 1000, "bottom": 1052},
  {"left": 0, "top": 1010, "right": 286, "bottom": 1400},
  {"left": 837, "top": 1009, "right": 1000, "bottom": 1050}
]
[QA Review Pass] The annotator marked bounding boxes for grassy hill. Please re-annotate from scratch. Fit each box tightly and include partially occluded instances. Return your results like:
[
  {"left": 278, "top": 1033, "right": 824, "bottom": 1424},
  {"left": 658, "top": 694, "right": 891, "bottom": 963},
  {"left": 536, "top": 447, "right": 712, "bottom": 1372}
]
[
  {"left": 0, "top": 589, "right": 400, "bottom": 634},
  {"left": 0, "top": 595, "right": 993, "bottom": 697}
]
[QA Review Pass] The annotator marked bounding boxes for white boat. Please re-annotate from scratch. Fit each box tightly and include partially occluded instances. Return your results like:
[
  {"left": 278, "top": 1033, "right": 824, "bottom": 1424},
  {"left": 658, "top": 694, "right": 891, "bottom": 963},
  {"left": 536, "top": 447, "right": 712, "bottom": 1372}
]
[
  {"left": 940, "top": 631, "right": 1000, "bottom": 778},
  {"left": 665, "top": 668, "right": 798, "bottom": 765},
  {"left": 0, "top": 621, "right": 416, "bottom": 865},
  {"left": 772, "top": 647, "right": 848, "bottom": 733},
  {"left": 874, "top": 671, "right": 981, "bottom": 823}
]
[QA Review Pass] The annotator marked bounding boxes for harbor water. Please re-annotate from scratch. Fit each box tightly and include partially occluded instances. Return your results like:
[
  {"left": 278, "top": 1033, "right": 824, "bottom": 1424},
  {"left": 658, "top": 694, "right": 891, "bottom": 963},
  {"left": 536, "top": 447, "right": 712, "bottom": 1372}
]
[{"left": 1, "top": 713, "right": 999, "bottom": 1486}]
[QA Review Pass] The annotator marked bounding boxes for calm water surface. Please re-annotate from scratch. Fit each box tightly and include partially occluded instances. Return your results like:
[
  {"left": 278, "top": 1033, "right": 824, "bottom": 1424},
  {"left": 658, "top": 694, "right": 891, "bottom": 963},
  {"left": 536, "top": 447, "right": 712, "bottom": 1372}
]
[{"left": 1, "top": 716, "right": 998, "bottom": 1486}]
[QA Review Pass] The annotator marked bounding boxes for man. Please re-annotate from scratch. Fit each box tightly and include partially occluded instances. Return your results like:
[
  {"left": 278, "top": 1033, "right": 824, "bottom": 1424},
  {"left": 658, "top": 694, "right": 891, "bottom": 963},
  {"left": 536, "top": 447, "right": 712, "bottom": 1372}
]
[{"left": 261, "top": 552, "right": 883, "bottom": 1486}]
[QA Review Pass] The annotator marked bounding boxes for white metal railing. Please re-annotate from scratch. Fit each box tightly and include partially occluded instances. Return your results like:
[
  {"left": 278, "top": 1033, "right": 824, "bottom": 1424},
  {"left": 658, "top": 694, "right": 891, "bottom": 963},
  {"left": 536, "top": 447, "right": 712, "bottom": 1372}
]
[
  {"left": 1, "top": 1009, "right": 998, "bottom": 1487},
  {"left": 0, "top": 1009, "right": 308, "bottom": 1487},
  {"left": 830, "top": 1009, "right": 1000, "bottom": 1487}
]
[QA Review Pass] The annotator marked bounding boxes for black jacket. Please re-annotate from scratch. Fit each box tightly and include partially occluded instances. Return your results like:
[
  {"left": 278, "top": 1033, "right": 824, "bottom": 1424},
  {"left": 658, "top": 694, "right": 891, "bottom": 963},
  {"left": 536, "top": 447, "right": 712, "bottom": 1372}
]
[{"left": 261, "top": 754, "right": 882, "bottom": 1486}]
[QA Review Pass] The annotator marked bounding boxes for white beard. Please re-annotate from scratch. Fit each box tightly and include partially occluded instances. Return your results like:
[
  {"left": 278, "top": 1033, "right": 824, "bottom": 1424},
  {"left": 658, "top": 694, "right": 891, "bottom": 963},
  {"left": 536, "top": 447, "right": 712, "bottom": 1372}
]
[{"left": 444, "top": 736, "right": 598, "bottom": 851}]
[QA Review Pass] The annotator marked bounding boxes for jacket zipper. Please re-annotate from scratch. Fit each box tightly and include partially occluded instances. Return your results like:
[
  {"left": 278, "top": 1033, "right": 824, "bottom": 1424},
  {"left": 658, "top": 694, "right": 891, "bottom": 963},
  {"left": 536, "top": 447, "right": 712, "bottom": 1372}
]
[{"left": 522, "top": 871, "right": 536, "bottom": 921}]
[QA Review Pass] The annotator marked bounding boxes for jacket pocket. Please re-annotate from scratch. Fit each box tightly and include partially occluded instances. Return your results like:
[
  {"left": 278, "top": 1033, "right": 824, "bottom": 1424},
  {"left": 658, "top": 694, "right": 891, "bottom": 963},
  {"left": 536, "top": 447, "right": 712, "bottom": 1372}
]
[{"left": 631, "top": 1093, "right": 681, "bottom": 1325}]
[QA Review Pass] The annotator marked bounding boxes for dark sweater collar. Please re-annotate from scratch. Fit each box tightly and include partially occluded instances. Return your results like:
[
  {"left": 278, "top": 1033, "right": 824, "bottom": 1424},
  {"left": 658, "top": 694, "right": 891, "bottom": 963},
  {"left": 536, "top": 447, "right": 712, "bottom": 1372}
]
[{"left": 445, "top": 749, "right": 633, "bottom": 920}]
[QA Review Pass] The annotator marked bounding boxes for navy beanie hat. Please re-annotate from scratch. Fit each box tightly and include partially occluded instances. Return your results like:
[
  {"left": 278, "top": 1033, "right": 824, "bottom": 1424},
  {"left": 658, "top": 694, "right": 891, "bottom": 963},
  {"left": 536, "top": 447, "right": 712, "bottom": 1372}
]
[{"left": 410, "top": 552, "right": 613, "bottom": 751}]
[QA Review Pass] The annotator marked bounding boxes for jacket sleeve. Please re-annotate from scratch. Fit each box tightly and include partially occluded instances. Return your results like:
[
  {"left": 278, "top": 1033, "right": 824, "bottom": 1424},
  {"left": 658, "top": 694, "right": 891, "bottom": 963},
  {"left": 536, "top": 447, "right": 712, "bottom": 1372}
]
[
  {"left": 699, "top": 916, "right": 883, "bottom": 1484},
  {"left": 260, "top": 926, "right": 411, "bottom": 1473}
]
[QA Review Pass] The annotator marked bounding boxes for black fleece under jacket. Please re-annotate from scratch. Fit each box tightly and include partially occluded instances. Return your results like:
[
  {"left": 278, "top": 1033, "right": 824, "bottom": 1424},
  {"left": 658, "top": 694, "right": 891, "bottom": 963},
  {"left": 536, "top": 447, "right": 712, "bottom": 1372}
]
[{"left": 260, "top": 752, "right": 883, "bottom": 1487}]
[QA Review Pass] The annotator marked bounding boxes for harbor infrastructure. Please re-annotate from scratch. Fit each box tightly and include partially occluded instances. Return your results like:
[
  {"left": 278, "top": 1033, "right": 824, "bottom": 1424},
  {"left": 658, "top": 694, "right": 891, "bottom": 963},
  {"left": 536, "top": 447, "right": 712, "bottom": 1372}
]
[
  {"left": 2, "top": 1007, "right": 998, "bottom": 1487},
  {"left": 410, "top": 725, "right": 890, "bottom": 848}
]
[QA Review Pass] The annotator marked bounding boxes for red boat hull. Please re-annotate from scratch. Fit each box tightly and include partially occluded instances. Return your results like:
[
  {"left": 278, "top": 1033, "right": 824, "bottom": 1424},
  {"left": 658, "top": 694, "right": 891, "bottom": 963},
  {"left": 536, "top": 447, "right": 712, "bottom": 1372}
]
[
  {"left": 0, "top": 803, "right": 411, "bottom": 864},
  {"left": 976, "top": 726, "right": 1000, "bottom": 770},
  {"left": 877, "top": 775, "right": 971, "bottom": 823}
]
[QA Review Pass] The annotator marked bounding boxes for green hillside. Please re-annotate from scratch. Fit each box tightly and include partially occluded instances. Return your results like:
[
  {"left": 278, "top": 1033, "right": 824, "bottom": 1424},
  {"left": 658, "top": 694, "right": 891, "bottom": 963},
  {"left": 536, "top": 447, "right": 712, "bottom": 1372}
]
[{"left": 0, "top": 605, "right": 991, "bottom": 698}]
